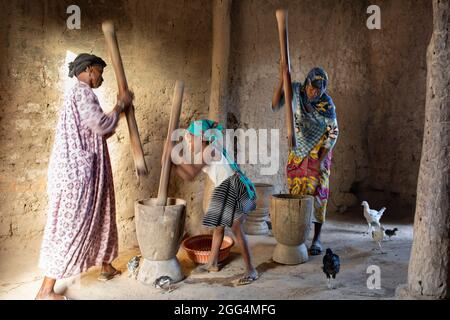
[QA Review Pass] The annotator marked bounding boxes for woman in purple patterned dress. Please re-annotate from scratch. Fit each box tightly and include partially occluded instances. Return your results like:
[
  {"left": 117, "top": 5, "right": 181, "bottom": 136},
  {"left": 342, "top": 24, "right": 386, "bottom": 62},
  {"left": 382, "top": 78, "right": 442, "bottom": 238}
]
[{"left": 36, "top": 54, "right": 133, "bottom": 300}]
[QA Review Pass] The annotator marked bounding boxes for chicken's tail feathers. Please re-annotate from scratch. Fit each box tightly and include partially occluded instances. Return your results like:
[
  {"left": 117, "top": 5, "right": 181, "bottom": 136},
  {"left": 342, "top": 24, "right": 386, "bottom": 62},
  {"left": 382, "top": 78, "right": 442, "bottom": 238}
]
[{"left": 374, "top": 207, "right": 386, "bottom": 220}]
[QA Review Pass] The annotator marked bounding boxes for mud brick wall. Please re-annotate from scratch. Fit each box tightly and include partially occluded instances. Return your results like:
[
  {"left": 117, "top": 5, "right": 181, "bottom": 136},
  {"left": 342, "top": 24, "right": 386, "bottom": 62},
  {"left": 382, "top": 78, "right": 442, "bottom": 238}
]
[{"left": 0, "top": 0, "right": 432, "bottom": 253}]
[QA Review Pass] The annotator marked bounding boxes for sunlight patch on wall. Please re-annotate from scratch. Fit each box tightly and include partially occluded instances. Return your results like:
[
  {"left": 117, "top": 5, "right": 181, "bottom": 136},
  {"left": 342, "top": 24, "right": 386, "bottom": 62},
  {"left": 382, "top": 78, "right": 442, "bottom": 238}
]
[{"left": 61, "top": 50, "right": 109, "bottom": 106}]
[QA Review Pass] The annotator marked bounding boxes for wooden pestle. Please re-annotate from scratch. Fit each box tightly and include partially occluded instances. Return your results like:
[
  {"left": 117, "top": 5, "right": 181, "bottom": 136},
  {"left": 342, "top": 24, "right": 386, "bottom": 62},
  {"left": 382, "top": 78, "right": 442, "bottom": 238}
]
[
  {"left": 102, "top": 21, "right": 148, "bottom": 178},
  {"left": 276, "top": 9, "right": 297, "bottom": 151},
  {"left": 156, "top": 81, "right": 185, "bottom": 206}
]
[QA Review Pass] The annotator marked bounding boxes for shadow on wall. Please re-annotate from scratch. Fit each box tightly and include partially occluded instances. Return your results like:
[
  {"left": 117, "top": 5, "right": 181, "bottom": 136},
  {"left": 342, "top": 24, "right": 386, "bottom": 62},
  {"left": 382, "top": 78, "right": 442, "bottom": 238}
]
[
  {"left": 0, "top": 0, "right": 213, "bottom": 248},
  {"left": 225, "top": 0, "right": 432, "bottom": 221},
  {"left": 365, "top": 0, "right": 433, "bottom": 219},
  {"left": 349, "top": 181, "right": 415, "bottom": 222}
]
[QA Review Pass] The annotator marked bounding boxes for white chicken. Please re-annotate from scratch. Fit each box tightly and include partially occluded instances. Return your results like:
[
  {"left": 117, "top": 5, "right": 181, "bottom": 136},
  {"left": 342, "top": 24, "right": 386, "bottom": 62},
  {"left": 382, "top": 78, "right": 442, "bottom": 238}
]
[{"left": 361, "top": 201, "right": 386, "bottom": 234}]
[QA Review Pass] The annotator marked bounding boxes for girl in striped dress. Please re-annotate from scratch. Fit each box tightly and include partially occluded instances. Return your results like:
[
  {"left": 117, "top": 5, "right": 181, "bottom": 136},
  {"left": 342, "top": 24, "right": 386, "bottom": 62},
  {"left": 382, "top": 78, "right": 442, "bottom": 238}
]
[{"left": 172, "top": 119, "right": 259, "bottom": 285}]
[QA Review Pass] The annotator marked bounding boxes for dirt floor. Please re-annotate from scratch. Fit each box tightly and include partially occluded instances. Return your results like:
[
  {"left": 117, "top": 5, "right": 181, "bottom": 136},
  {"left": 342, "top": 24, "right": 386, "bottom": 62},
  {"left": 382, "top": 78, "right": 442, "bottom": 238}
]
[{"left": 0, "top": 209, "right": 413, "bottom": 300}]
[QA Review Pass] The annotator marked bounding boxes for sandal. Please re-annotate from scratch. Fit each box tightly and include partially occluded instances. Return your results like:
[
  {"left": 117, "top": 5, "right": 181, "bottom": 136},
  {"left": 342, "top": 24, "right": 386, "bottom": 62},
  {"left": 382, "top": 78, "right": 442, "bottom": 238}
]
[
  {"left": 309, "top": 242, "right": 323, "bottom": 256},
  {"left": 97, "top": 269, "right": 121, "bottom": 282},
  {"left": 191, "top": 264, "right": 222, "bottom": 275},
  {"left": 237, "top": 273, "right": 259, "bottom": 286}
]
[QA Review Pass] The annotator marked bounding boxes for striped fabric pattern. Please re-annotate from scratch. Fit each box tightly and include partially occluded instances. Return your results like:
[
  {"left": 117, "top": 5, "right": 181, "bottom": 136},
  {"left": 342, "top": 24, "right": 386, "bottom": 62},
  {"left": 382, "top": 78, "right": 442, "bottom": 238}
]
[{"left": 203, "top": 174, "right": 256, "bottom": 228}]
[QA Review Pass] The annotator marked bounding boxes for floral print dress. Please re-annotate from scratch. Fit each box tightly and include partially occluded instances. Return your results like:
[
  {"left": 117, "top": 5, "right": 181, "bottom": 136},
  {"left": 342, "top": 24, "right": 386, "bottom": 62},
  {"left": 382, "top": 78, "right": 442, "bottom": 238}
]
[{"left": 39, "top": 81, "right": 121, "bottom": 279}]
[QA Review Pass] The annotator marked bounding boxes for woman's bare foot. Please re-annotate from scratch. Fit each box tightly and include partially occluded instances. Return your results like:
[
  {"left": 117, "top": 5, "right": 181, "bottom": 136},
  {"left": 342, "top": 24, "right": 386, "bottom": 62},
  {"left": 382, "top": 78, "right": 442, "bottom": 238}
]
[
  {"left": 203, "top": 263, "right": 221, "bottom": 272},
  {"left": 192, "top": 263, "right": 221, "bottom": 274},
  {"left": 101, "top": 262, "right": 120, "bottom": 274},
  {"left": 35, "top": 277, "right": 67, "bottom": 300},
  {"left": 35, "top": 291, "right": 67, "bottom": 300}
]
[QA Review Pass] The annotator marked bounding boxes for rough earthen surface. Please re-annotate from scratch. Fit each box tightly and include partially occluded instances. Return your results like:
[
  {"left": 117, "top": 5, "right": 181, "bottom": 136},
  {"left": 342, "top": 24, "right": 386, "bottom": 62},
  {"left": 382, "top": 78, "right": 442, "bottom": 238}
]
[
  {"left": 227, "top": 0, "right": 432, "bottom": 217},
  {"left": 404, "top": 0, "right": 450, "bottom": 299},
  {"left": 0, "top": 1, "right": 433, "bottom": 256},
  {"left": 0, "top": 0, "right": 212, "bottom": 251}
]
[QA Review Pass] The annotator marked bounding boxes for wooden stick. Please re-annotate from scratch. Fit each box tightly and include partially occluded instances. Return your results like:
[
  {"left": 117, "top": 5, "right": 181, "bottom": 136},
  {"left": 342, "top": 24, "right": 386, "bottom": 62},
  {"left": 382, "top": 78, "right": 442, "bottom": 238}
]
[
  {"left": 102, "top": 21, "right": 148, "bottom": 178},
  {"left": 156, "top": 81, "right": 185, "bottom": 206},
  {"left": 276, "top": 9, "right": 297, "bottom": 150}
]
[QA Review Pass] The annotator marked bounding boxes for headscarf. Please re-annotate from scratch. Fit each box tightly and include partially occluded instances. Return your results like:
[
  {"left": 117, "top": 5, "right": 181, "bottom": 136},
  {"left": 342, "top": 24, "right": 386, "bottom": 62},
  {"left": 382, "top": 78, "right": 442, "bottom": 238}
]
[
  {"left": 304, "top": 67, "right": 328, "bottom": 98},
  {"left": 301, "top": 67, "right": 336, "bottom": 119},
  {"left": 68, "top": 53, "right": 107, "bottom": 78},
  {"left": 187, "top": 119, "right": 256, "bottom": 200},
  {"left": 293, "top": 67, "right": 336, "bottom": 158}
]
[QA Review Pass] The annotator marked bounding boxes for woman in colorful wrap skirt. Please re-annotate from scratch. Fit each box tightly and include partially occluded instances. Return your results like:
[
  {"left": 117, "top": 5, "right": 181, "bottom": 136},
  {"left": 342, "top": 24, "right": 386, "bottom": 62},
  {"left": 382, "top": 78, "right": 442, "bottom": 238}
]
[{"left": 272, "top": 67, "right": 339, "bottom": 255}]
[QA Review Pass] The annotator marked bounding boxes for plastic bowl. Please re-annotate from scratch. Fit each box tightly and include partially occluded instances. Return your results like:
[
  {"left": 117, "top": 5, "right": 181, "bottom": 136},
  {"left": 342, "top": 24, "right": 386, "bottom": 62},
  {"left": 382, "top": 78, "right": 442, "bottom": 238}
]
[{"left": 181, "top": 234, "right": 234, "bottom": 264}]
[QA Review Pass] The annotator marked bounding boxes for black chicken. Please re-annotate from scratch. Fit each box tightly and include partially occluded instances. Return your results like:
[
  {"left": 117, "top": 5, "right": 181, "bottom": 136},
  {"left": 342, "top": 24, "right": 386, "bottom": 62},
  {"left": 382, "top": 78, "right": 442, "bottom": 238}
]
[
  {"left": 322, "top": 248, "right": 340, "bottom": 289},
  {"left": 385, "top": 228, "right": 398, "bottom": 240}
]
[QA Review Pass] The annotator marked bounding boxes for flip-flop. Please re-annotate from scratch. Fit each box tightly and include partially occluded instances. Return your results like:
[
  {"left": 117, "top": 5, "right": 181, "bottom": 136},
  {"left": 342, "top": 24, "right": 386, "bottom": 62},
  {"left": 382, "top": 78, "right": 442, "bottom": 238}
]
[
  {"left": 191, "top": 264, "right": 222, "bottom": 275},
  {"left": 236, "top": 273, "right": 259, "bottom": 286},
  {"left": 309, "top": 243, "right": 323, "bottom": 256},
  {"left": 97, "top": 269, "right": 122, "bottom": 282}
]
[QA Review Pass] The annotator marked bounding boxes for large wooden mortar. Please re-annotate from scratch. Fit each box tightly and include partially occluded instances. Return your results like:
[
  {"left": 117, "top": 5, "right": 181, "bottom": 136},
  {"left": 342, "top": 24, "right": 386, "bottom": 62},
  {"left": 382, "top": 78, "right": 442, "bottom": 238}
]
[
  {"left": 243, "top": 183, "right": 274, "bottom": 235},
  {"left": 135, "top": 198, "right": 186, "bottom": 284},
  {"left": 135, "top": 81, "right": 185, "bottom": 285},
  {"left": 270, "top": 194, "right": 313, "bottom": 264}
]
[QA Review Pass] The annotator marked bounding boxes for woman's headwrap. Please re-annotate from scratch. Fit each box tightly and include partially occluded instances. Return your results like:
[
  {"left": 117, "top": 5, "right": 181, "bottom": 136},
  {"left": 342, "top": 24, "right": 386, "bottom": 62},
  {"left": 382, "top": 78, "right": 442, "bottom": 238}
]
[
  {"left": 304, "top": 67, "right": 328, "bottom": 101},
  {"left": 68, "top": 53, "right": 107, "bottom": 78},
  {"left": 187, "top": 119, "right": 256, "bottom": 200},
  {"left": 301, "top": 67, "right": 335, "bottom": 119}
]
